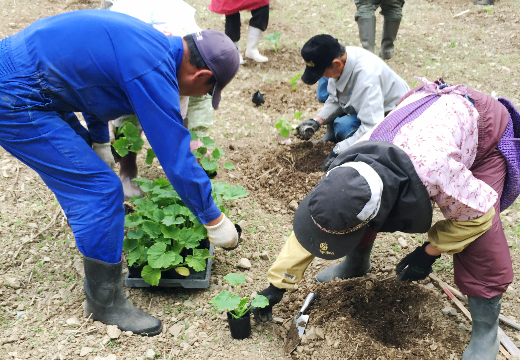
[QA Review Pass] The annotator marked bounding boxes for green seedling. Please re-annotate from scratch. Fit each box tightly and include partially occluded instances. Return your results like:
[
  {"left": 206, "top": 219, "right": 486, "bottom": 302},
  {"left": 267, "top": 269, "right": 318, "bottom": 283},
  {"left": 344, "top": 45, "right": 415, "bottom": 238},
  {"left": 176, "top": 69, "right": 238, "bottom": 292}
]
[
  {"left": 123, "top": 178, "right": 248, "bottom": 286},
  {"left": 449, "top": 40, "right": 456, "bottom": 48},
  {"left": 190, "top": 132, "right": 233, "bottom": 175},
  {"left": 264, "top": 32, "right": 281, "bottom": 53},
  {"left": 210, "top": 273, "right": 269, "bottom": 319},
  {"left": 482, "top": 6, "right": 492, "bottom": 15},
  {"left": 275, "top": 118, "right": 298, "bottom": 137},
  {"left": 112, "top": 115, "right": 145, "bottom": 158},
  {"left": 290, "top": 74, "right": 302, "bottom": 91}
]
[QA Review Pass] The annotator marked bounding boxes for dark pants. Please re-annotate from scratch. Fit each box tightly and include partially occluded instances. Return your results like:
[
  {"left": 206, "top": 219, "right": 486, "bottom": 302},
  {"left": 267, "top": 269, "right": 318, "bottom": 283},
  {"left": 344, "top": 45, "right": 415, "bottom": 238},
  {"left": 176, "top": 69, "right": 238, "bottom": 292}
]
[{"left": 225, "top": 5, "right": 269, "bottom": 42}]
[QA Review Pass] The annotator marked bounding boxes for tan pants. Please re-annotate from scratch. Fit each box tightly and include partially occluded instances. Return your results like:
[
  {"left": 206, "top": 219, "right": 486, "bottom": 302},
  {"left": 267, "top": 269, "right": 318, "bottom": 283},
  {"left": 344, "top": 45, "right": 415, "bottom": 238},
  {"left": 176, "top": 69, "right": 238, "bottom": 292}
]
[{"left": 267, "top": 232, "right": 315, "bottom": 290}]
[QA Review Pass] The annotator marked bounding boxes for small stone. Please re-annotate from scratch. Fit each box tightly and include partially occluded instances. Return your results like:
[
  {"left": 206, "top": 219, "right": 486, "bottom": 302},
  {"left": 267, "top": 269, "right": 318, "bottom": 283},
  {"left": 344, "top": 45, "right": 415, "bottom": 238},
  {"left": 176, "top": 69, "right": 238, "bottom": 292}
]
[
  {"left": 182, "top": 342, "right": 190, "bottom": 353},
  {"left": 237, "top": 258, "right": 252, "bottom": 269},
  {"left": 397, "top": 237, "right": 408, "bottom": 248},
  {"left": 366, "top": 281, "right": 374, "bottom": 290},
  {"left": 305, "top": 326, "right": 317, "bottom": 341},
  {"left": 315, "top": 327, "right": 325, "bottom": 340},
  {"left": 194, "top": 308, "right": 203, "bottom": 317},
  {"left": 237, "top": 220, "right": 247, "bottom": 229},
  {"left": 258, "top": 226, "right": 266, "bottom": 232},
  {"left": 168, "top": 324, "right": 184, "bottom": 338},
  {"left": 333, "top": 340, "right": 340, "bottom": 348},
  {"left": 387, "top": 256, "right": 397, "bottom": 263},
  {"left": 183, "top": 300, "right": 194, "bottom": 308},
  {"left": 430, "top": 344, "right": 438, "bottom": 350},
  {"left": 325, "top": 335, "right": 334, "bottom": 346},
  {"left": 43, "top": 257, "right": 51, "bottom": 262},
  {"left": 107, "top": 325, "right": 121, "bottom": 339},
  {"left": 273, "top": 317, "right": 284, "bottom": 324},
  {"left": 441, "top": 306, "right": 454, "bottom": 315},
  {"left": 58, "top": 288, "right": 72, "bottom": 299},
  {"left": 260, "top": 251, "right": 270, "bottom": 260},
  {"left": 449, "top": 308, "right": 458, "bottom": 316},
  {"left": 4, "top": 277, "right": 21, "bottom": 289},
  {"left": 145, "top": 349, "right": 155, "bottom": 359},
  {"left": 252, "top": 252, "right": 261, "bottom": 259},
  {"left": 289, "top": 200, "right": 299, "bottom": 211},
  {"left": 300, "top": 334, "right": 309, "bottom": 345},
  {"left": 459, "top": 323, "right": 470, "bottom": 332},
  {"left": 66, "top": 317, "right": 82, "bottom": 327},
  {"left": 80, "top": 347, "right": 94, "bottom": 356}
]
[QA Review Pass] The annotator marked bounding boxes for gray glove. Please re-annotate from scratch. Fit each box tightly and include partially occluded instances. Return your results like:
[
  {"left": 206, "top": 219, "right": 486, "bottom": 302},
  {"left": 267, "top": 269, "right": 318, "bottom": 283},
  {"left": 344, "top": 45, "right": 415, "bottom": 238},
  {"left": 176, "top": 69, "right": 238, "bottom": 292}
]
[
  {"left": 92, "top": 142, "right": 116, "bottom": 170},
  {"left": 296, "top": 119, "right": 320, "bottom": 140}
]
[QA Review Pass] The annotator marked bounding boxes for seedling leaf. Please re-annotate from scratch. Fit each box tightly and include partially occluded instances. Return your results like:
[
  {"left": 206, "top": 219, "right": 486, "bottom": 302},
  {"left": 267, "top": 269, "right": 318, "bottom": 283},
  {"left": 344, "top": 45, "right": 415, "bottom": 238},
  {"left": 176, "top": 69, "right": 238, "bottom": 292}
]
[
  {"left": 175, "top": 267, "right": 190, "bottom": 276},
  {"left": 141, "top": 265, "right": 162, "bottom": 286},
  {"left": 224, "top": 273, "right": 246, "bottom": 285},
  {"left": 224, "top": 162, "right": 236, "bottom": 170}
]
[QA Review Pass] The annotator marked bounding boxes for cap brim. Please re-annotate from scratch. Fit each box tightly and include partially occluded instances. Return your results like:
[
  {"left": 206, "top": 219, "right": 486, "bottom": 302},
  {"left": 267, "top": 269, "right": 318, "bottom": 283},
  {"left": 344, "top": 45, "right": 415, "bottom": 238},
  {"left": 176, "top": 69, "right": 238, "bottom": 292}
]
[
  {"left": 301, "top": 66, "right": 326, "bottom": 85},
  {"left": 211, "top": 83, "right": 222, "bottom": 110},
  {"left": 293, "top": 193, "right": 367, "bottom": 260}
]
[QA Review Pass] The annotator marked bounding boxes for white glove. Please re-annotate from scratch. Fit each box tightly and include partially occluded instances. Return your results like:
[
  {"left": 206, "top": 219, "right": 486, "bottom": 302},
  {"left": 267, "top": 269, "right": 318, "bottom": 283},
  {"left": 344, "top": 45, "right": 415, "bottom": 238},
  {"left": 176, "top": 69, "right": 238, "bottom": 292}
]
[
  {"left": 204, "top": 214, "right": 239, "bottom": 249},
  {"left": 92, "top": 142, "right": 116, "bottom": 170}
]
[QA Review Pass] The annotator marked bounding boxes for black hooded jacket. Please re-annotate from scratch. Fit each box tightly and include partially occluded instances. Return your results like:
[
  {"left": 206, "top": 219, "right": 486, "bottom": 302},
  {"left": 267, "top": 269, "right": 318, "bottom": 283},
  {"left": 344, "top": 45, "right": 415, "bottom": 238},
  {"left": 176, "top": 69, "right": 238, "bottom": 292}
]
[{"left": 329, "top": 140, "right": 433, "bottom": 234}]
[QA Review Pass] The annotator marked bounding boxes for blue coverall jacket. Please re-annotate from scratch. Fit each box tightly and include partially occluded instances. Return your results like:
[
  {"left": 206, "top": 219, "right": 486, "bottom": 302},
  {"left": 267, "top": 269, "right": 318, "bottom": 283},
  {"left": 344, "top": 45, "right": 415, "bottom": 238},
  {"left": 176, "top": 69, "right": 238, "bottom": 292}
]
[{"left": 0, "top": 10, "right": 221, "bottom": 263}]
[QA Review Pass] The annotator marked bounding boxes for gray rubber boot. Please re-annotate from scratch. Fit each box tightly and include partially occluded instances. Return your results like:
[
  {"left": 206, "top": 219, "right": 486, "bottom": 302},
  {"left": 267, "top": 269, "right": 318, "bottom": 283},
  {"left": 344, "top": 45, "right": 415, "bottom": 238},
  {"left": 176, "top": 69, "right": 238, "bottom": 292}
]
[
  {"left": 462, "top": 295, "right": 501, "bottom": 360},
  {"left": 315, "top": 244, "right": 373, "bottom": 282},
  {"left": 84, "top": 256, "right": 162, "bottom": 336},
  {"left": 379, "top": 19, "right": 401, "bottom": 60},
  {"left": 474, "top": 0, "right": 494, "bottom": 4},
  {"left": 313, "top": 124, "right": 336, "bottom": 143},
  {"left": 356, "top": 18, "right": 376, "bottom": 54}
]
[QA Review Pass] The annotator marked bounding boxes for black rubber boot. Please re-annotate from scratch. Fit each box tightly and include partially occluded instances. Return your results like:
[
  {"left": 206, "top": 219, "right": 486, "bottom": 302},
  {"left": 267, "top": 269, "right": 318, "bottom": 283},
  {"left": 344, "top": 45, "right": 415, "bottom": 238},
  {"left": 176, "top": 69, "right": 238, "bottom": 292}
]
[
  {"left": 83, "top": 256, "right": 162, "bottom": 336},
  {"left": 379, "top": 19, "right": 401, "bottom": 60},
  {"left": 462, "top": 295, "right": 501, "bottom": 360},
  {"left": 357, "top": 18, "right": 376, "bottom": 54},
  {"left": 315, "top": 244, "right": 373, "bottom": 282},
  {"left": 474, "top": 0, "right": 494, "bottom": 4},
  {"left": 313, "top": 124, "right": 336, "bottom": 143}
]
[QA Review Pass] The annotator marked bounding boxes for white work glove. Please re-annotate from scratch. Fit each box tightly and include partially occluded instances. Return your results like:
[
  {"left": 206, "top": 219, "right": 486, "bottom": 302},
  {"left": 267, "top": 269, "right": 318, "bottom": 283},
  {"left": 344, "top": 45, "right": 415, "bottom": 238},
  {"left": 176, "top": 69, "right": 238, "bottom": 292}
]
[
  {"left": 204, "top": 214, "right": 239, "bottom": 250},
  {"left": 92, "top": 142, "right": 116, "bottom": 170}
]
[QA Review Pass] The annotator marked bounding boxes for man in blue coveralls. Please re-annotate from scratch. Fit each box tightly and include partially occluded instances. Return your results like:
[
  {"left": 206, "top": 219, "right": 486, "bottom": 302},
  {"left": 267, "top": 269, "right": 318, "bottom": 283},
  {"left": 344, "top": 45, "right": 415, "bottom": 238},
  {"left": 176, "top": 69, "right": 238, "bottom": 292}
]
[{"left": 0, "top": 10, "right": 240, "bottom": 336}]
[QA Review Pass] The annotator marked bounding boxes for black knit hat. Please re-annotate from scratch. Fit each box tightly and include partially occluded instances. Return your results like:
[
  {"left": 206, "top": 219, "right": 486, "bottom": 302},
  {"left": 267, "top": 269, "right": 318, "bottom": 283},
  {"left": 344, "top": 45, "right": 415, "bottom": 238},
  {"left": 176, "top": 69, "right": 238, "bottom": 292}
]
[{"left": 301, "top": 34, "right": 342, "bottom": 85}]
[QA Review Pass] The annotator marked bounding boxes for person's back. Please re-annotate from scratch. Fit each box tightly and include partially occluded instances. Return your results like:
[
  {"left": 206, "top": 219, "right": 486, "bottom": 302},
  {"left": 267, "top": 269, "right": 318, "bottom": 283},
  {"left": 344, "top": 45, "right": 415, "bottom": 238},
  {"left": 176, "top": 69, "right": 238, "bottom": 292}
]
[{"left": 8, "top": 9, "right": 180, "bottom": 120}]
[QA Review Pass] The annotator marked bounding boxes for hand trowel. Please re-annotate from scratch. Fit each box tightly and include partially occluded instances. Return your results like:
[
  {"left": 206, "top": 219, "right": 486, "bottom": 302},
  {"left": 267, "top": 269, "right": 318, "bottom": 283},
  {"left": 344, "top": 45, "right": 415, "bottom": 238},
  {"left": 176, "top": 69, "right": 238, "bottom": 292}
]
[{"left": 284, "top": 292, "right": 316, "bottom": 354}]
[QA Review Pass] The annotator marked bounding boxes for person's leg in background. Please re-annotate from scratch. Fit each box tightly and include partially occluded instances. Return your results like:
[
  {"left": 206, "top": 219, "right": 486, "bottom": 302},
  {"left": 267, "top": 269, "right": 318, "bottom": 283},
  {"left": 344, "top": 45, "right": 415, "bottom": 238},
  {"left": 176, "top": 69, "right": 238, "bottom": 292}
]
[
  {"left": 354, "top": 0, "right": 379, "bottom": 53},
  {"left": 379, "top": 0, "right": 404, "bottom": 59},
  {"left": 225, "top": 12, "right": 244, "bottom": 64},
  {"left": 314, "top": 77, "right": 336, "bottom": 143},
  {"left": 333, "top": 113, "right": 361, "bottom": 142},
  {"left": 245, "top": 4, "right": 269, "bottom": 62}
]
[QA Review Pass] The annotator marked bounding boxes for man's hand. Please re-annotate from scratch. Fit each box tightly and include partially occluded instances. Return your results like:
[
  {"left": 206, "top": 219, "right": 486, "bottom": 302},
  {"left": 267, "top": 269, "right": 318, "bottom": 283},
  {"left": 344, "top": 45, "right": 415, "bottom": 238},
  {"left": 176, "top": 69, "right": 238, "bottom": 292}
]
[
  {"left": 204, "top": 214, "right": 239, "bottom": 250},
  {"left": 92, "top": 142, "right": 116, "bottom": 170},
  {"left": 319, "top": 144, "right": 340, "bottom": 171},
  {"left": 395, "top": 242, "right": 441, "bottom": 282},
  {"left": 252, "top": 284, "right": 286, "bottom": 322},
  {"left": 296, "top": 119, "right": 321, "bottom": 140}
]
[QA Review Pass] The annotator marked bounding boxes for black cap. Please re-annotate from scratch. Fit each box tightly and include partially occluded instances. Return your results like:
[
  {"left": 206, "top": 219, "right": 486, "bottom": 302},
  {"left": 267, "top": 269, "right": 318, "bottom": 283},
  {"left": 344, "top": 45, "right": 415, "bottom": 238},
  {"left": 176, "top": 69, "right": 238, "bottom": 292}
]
[
  {"left": 301, "top": 34, "right": 342, "bottom": 85},
  {"left": 293, "top": 162, "right": 383, "bottom": 260}
]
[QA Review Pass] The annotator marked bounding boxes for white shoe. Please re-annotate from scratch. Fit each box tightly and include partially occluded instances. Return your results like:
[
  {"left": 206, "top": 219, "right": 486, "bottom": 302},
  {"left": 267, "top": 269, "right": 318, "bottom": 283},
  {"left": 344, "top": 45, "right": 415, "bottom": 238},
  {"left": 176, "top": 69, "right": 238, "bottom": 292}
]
[
  {"left": 234, "top": 42, "right": 245, "bottom": 65},
  {"left": 245, "top": 26, "right": 268, "bottom": 63}
]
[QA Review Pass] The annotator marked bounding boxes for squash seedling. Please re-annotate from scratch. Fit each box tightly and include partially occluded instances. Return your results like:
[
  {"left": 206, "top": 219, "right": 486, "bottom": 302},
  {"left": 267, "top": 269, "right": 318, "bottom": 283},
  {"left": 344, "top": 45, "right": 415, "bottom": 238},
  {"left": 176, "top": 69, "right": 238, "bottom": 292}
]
[{"left": 210, "top": 273, "right": 269, "bottom": 319}]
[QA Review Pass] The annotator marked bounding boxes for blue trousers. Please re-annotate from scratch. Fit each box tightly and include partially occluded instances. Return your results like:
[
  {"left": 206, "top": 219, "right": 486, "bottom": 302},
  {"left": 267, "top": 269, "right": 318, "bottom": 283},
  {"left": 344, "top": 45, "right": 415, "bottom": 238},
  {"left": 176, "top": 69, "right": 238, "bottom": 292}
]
[
  {"left": 316, "top": 77, "right": 361, "bottom": 142},
  {"left": 0, "top": 71, "right": 124, "bottom": 264}
]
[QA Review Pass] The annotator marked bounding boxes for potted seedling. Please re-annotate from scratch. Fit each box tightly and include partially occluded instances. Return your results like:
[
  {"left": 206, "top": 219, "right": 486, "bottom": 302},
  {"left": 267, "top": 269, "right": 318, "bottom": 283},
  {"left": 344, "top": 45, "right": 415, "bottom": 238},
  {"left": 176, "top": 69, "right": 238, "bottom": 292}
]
[
  {"left": 210, "top": 273, "right": 269, "bottom": 339},
  {"left": 123, "top": 178, "right": 248, "bottom": 288}
]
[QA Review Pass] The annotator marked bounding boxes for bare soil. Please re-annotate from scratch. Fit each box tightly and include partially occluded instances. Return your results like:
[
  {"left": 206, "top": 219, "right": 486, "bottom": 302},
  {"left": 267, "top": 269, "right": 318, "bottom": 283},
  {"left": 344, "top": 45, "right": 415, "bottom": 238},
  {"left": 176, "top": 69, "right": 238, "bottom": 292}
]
[{"left": 1, "top": 0, "right": 520, "bottom": 359}]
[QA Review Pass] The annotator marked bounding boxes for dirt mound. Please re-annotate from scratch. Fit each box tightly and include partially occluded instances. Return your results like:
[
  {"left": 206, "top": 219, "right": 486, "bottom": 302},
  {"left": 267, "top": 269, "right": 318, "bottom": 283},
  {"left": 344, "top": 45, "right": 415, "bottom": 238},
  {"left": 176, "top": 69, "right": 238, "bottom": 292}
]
[
  {"left": 275, "top": 275, "right": 468, "bottom": 359},
  {"left": 241, "top": 140, "right": 334, "bottom": 204}
]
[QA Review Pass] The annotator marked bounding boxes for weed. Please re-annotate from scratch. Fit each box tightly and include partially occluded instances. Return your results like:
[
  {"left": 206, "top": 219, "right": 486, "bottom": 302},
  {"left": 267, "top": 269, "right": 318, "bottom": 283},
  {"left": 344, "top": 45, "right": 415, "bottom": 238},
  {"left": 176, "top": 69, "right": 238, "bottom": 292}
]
[{"left": 482, "top": 6, "right": 492, "bottom": 15}]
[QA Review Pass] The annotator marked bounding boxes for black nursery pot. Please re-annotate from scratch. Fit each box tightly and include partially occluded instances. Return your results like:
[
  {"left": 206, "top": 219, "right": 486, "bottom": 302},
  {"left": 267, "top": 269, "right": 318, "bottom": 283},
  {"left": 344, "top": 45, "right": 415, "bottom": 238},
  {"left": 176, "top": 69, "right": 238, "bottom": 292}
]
[{"left": 227, "top": 310, "right": 251, "bottom": 340}]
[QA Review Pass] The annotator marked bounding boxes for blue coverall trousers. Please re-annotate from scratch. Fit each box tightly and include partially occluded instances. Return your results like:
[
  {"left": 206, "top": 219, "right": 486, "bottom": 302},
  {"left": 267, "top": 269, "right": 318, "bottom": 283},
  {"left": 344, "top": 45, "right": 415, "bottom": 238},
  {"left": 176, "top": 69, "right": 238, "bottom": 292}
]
[
  {"left": 0, "top": 41, "right": 124, "bottom": 264},
  {"left": 316, "top": 77, "right": 361, "bottom": 142}
]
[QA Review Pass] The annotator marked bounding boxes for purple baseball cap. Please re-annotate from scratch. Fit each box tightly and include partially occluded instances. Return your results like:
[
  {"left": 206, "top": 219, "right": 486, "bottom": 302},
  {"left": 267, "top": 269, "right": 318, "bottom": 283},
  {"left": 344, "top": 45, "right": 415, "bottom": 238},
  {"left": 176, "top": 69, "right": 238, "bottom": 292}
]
[{"left": 191, "top": 30, "right": 240, "bottom": 110}]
